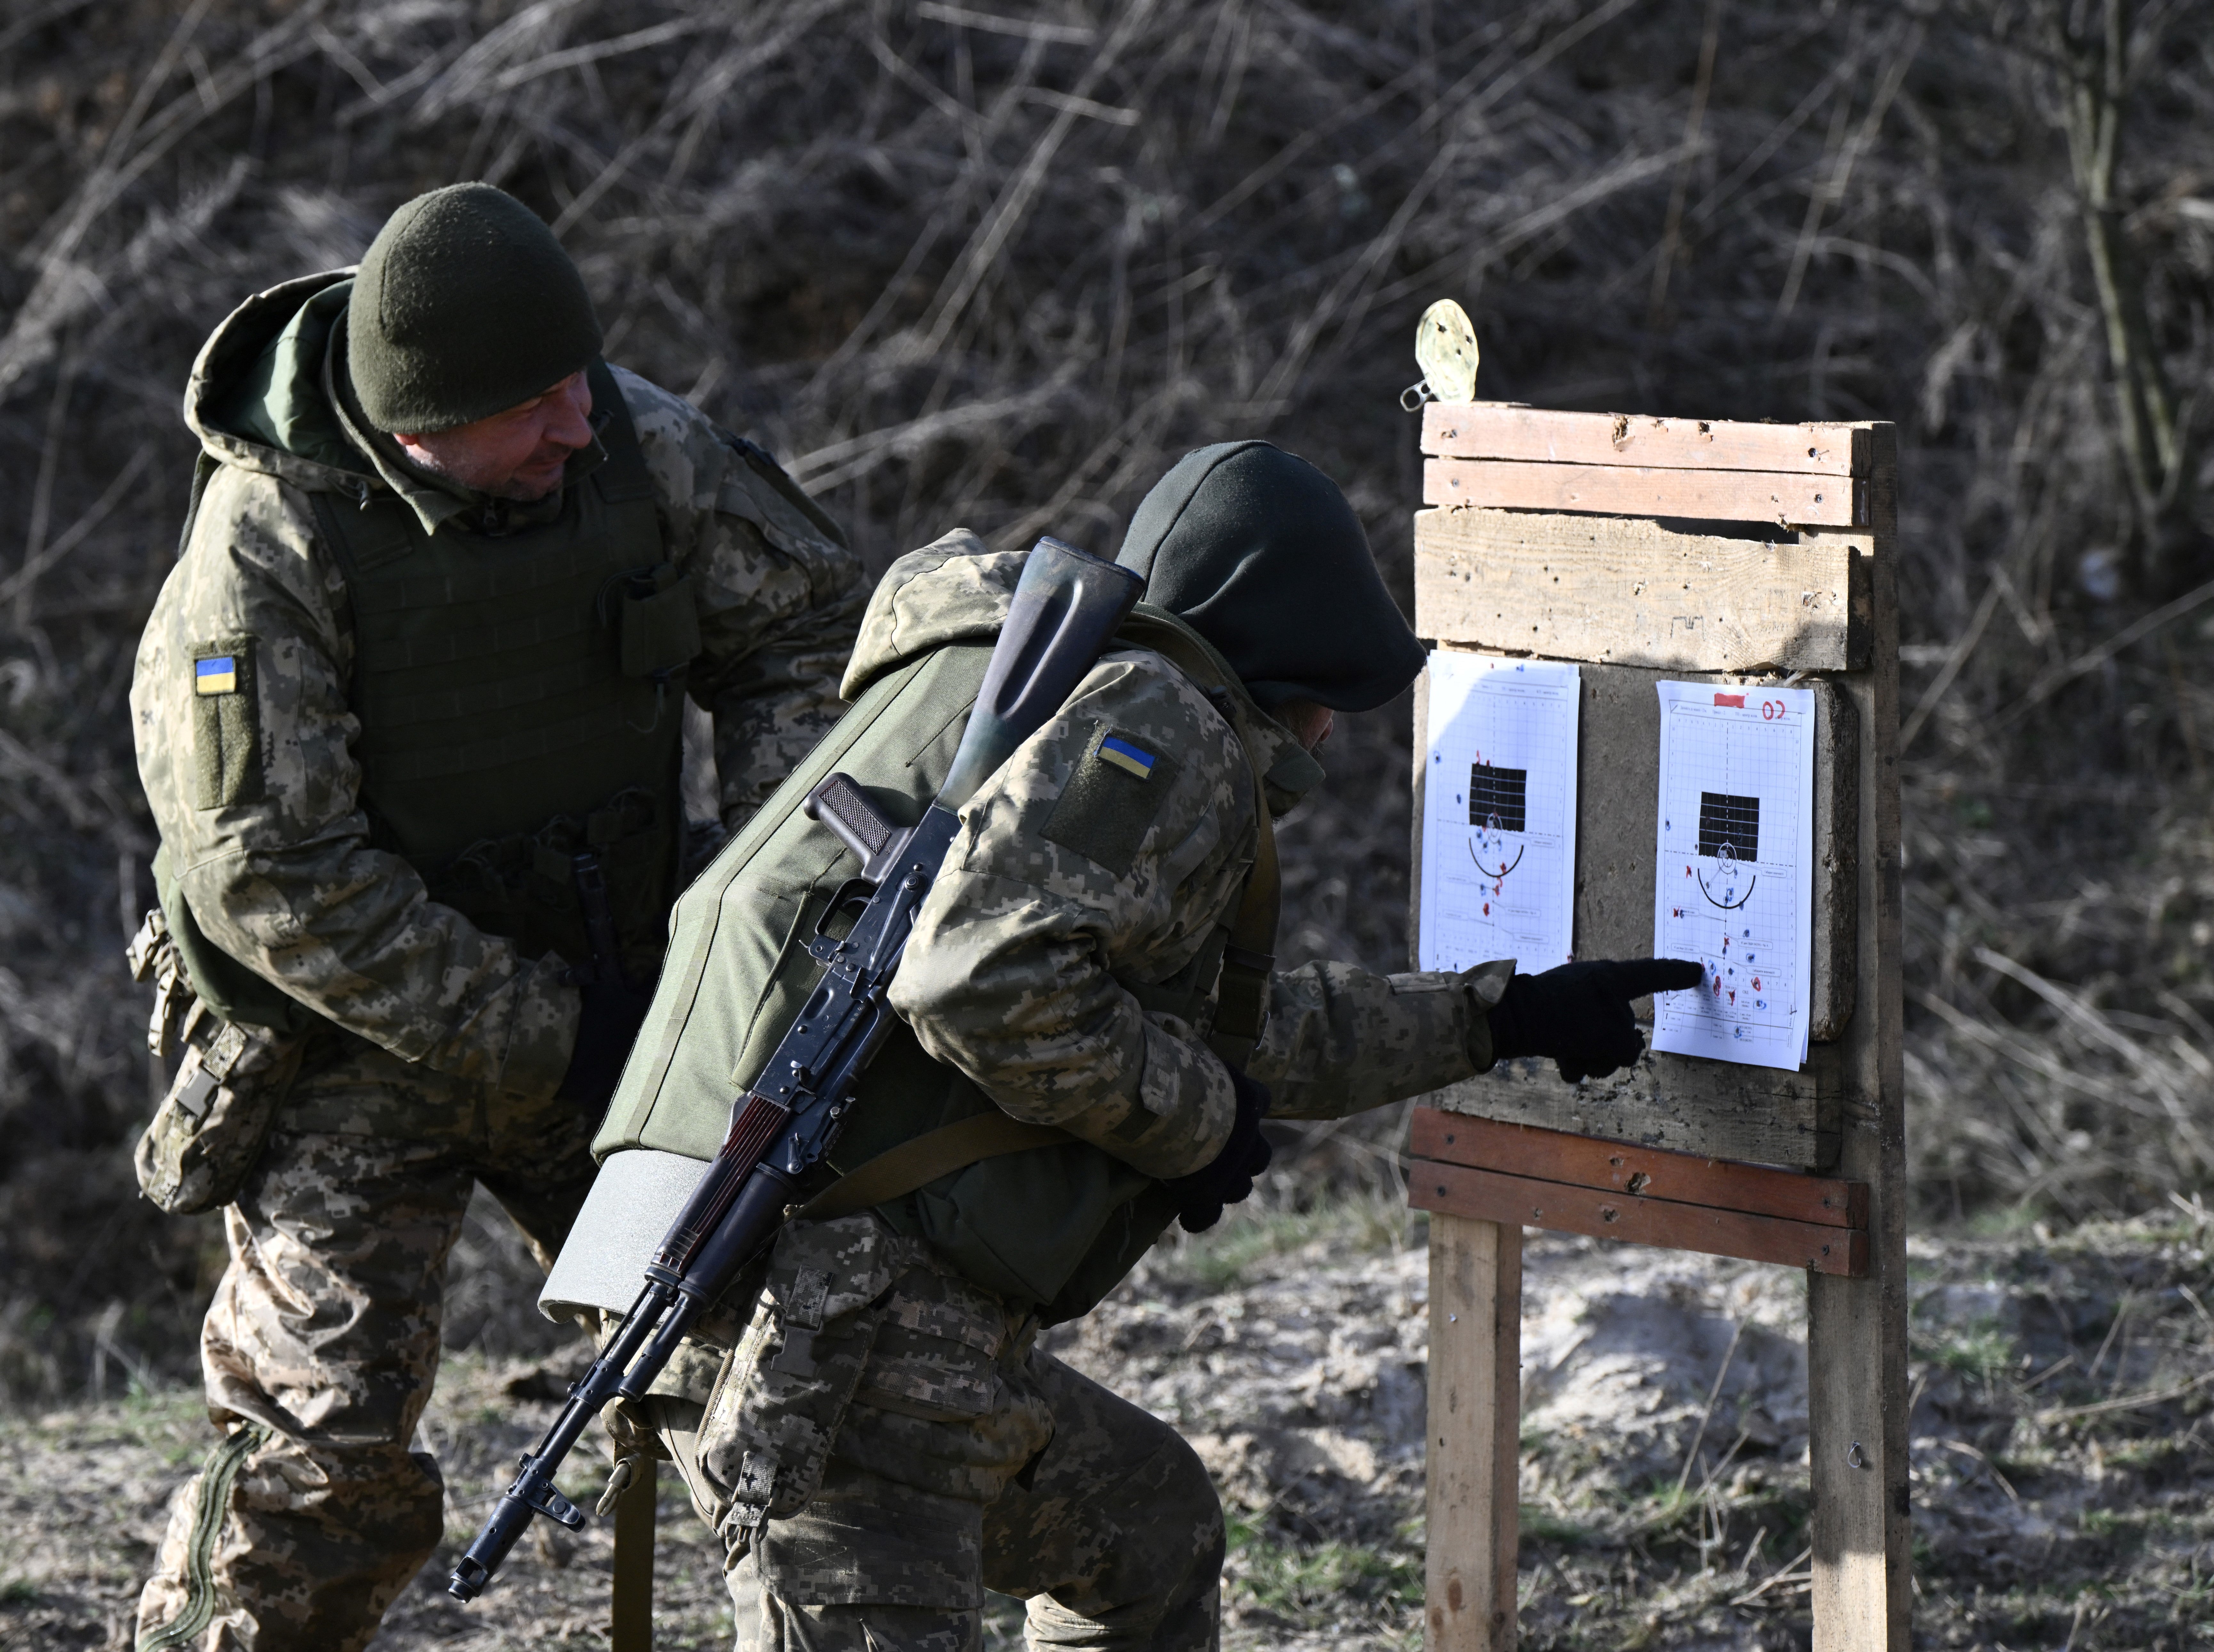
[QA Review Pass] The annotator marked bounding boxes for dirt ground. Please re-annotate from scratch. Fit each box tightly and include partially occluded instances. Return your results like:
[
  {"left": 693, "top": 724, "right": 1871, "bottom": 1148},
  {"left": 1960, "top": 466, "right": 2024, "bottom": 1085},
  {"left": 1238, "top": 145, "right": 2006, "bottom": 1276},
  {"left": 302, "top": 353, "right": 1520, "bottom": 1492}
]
[{"left": 4, "top": 1196, "right": 2211, "bottom": 1651}]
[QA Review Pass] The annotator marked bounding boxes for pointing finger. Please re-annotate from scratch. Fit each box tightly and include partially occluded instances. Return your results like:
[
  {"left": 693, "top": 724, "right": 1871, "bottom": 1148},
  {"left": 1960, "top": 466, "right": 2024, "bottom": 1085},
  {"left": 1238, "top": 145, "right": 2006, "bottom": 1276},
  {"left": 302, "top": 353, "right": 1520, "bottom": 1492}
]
[{"left": 1599, "top": 958, "right": 1706, "bottom": 999}]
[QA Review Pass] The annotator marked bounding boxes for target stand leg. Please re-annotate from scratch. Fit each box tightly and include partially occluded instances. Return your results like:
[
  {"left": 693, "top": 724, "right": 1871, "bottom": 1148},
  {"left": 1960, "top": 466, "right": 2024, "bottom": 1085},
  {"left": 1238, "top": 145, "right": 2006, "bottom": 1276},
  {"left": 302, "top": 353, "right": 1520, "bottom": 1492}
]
[{"left": 1425, "top": 1212, "right": 1520, "bottom": 1652}]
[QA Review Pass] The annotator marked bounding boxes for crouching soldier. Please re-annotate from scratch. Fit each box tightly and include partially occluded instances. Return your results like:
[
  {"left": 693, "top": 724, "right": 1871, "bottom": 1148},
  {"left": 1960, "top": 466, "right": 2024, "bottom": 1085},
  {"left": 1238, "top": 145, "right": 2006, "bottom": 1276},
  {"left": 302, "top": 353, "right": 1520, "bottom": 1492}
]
[{"left": 540, "top": 441, "right": 1701, "bottom": 1648}]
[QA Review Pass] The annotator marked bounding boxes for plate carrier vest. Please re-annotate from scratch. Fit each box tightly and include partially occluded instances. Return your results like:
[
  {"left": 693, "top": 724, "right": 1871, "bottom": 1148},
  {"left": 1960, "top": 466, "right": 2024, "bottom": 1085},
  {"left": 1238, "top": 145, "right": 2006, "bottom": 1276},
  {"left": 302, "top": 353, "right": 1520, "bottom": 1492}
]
[{"left": 306, "top": 359, "right": 688, "bottom": 984}]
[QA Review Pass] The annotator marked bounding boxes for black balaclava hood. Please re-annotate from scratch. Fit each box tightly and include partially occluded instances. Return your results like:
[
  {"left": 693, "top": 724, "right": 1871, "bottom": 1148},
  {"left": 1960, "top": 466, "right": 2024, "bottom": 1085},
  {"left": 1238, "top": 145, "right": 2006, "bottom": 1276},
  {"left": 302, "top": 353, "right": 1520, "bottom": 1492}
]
[{"left": 1115, "top": 441, "right": 1426, "bottom": 712}]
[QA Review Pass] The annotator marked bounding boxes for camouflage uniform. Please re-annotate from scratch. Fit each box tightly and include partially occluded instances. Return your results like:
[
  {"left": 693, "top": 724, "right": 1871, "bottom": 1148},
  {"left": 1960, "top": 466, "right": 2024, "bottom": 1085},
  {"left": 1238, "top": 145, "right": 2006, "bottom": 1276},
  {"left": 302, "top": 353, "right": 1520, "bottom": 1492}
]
[
  {"left": 643, "top": 1218, "right": 1228, "bottom": 1652},
  {"left": 611, "top": 540, "right": 1504, "bottom": 1648},
  {"left": 131, "top": 273, "right": 861, "bottom": 1652}
]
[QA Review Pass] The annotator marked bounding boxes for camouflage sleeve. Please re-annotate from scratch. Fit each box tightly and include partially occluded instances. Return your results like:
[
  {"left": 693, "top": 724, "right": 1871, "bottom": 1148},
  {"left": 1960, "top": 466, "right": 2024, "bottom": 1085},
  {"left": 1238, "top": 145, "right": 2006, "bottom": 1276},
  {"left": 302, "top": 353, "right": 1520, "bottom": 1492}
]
[
  {"left": 613, "top": 368, "right": 864, "bottom": 833},
  {"left": 128, "top": 463, "right": 577, "bottom": 1095},
  {"left": 1248, "top": 958, "right": 1514, "bottom": 1119},
  {"left": 888, "top": 651, "right": 1256, "bottom": 1180}
]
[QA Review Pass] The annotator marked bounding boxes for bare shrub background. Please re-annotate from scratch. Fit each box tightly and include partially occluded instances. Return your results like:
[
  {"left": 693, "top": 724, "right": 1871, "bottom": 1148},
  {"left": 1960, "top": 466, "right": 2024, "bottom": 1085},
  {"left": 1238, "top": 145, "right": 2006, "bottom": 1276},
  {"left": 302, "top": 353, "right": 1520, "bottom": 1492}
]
[{"left": 1, "top": 0, "right": 2210, "bottom": 1404}]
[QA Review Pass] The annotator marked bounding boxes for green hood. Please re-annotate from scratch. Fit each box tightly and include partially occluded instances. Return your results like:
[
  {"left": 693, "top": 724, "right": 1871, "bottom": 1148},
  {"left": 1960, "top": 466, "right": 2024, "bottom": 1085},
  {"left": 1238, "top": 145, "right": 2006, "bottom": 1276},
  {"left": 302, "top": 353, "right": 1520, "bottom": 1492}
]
[
  {"left": 184, "top": 270, "right": 373, "bottom": 493},
  {"left": 838, "top": 531, "right": 1033, "bottom": 700}
]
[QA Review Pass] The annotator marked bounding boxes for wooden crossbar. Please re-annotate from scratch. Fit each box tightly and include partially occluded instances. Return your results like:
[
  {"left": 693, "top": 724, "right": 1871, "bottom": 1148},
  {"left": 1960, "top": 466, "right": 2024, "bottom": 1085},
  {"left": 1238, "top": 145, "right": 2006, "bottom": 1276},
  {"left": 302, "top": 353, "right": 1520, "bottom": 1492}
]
[
  {"left": 1407, "top": 1110, "right": 1869, "bottom": 1277},
  {"left": 1423, "top": 456, "right": 1868, "bottom": 528},
  {"left": 1412, "top": 507, "right": 1865, "bottom": 673},
  {"left": 1411, "top": 1111, "right": 1865, "bottom": 1226},
  {"left": 1421, "top": 401, "right": 1871, "bottom": 476}
]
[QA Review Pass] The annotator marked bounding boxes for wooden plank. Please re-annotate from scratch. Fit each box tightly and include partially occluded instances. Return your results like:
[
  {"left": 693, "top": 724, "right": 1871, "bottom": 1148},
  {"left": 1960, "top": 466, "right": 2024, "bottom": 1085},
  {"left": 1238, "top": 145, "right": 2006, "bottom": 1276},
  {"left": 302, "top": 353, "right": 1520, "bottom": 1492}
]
[
  {"left": 1426, "top": 1213, "right": 1520, "bottom": 1652},
  {"left": 1810, "top": 680, "right": 1861, "bottom": 1042},
  {"left": 1425, "top": 1044, "right": 1842, "bottom": 1172},
  {"left": 1422, "top": 401, "right": 1870, "bottom": 477},
  {"left": 1411, "top": 1160, "right": 1868, "bottom": 1276},
  {"left": 1411, "top": 507, "right": 1863, "bottom": 672},
  {"left": 1410, "top": 1109, "right": 1866, "bottom": 1228},
  {"left": 1424, "top": 456, "right": 1867, "bottom": 528},
  {"left": 1801, "top": 441, "right": 1911, "bottom": 1649}
]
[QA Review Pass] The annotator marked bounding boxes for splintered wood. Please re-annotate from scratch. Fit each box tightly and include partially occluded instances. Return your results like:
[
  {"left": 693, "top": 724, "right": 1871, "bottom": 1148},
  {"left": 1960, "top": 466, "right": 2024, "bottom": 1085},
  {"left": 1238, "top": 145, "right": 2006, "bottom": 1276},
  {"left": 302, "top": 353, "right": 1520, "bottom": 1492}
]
[
  {"left": 1413, "top": 401, "right": 1873, "bottom": 673},
  {"left": 1423, "top": 458, "right": 1866, "bottom": 530},
  {"left": 1414, "top": 508, "right": 1864, "bottom": 673}
]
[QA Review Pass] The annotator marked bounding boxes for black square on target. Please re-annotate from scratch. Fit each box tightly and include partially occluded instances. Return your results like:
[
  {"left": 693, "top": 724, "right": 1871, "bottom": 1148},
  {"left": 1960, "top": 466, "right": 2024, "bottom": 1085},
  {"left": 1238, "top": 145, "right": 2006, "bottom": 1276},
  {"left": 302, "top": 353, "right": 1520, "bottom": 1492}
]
[
  {"left": 1697, "top": 792, "right": 1760, "bottom": 860},
  {"left": 1468, "top": 764, "right": 1527, "bottom": 832}
]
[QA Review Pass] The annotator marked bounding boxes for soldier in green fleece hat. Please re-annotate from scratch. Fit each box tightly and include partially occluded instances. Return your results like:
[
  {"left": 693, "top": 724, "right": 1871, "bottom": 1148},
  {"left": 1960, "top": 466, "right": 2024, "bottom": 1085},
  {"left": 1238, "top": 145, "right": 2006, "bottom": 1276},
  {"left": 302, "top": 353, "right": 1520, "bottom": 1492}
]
[
  {"left": 128, "top": 182, "right": 864, "bottom": 1651},
  {"left": 542, "top": 440, "right": 1700, "bottom": 1649}
]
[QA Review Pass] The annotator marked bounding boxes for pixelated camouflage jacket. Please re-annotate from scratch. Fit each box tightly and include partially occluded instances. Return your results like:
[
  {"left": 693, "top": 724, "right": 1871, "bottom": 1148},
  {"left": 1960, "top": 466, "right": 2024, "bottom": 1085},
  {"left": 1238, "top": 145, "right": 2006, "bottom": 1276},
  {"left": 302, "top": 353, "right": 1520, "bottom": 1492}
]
[
  {"left": 130, "top": 271, "right": 863, "bottom": 1099},
  {"left": 868, "top": 534, "right": 1511, "bottom": 1181}
]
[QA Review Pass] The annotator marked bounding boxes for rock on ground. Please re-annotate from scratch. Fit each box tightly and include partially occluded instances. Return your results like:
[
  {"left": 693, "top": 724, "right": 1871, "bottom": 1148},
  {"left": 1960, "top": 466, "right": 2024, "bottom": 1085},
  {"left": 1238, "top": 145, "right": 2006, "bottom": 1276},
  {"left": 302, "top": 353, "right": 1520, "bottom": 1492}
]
[{"left": 2, "top": 1199, "right": 2210, "bottom": 1649}]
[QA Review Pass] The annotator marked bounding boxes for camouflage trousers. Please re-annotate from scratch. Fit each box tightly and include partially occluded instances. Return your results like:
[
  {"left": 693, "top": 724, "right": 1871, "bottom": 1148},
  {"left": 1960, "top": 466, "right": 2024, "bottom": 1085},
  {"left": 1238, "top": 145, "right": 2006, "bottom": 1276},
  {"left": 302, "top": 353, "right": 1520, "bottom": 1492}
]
[
  {"left": 640, "top": 1216, "right": 1225, "bottom": 1651},
  {"left": 135, "top": 1034, "right": 598, "bottom": 1652}
]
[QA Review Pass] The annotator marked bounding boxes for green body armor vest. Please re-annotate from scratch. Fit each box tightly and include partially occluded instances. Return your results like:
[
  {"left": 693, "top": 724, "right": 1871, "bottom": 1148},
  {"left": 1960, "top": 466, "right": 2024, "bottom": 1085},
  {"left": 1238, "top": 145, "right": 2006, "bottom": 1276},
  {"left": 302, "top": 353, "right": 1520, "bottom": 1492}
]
[
  {"left": 308, "top": 360, "right": 689, "bottom": 980},
  {"left": 594, "top": 610, "right": 1273, "bottom": 1326}
]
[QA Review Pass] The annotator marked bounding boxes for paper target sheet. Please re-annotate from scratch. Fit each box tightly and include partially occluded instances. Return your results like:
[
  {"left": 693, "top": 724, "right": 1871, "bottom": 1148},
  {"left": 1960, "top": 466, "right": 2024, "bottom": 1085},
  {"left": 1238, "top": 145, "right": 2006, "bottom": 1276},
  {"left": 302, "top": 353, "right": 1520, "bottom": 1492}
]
[
  {"left": 1417, "top": 652, "right": 1579, "bottom": 974},
  {"left": 1651, "top": 682, "right": 1816, "bottom": 1070}
]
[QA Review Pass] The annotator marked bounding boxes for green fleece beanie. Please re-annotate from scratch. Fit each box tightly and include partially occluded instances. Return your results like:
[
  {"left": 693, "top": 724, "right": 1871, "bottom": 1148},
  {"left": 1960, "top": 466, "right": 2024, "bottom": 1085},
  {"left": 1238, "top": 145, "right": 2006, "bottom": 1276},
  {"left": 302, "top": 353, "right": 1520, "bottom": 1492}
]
[{"left": 347, "top": 183, "right": 602, "bottom": 433}]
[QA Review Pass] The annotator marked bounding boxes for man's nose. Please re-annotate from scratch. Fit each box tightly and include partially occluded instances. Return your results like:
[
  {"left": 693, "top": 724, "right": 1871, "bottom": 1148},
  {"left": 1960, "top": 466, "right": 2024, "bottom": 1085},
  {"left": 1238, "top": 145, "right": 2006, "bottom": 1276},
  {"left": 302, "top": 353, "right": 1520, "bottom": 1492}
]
[{"left": 546, "top": 376, "right": 595, "bottom": 449}]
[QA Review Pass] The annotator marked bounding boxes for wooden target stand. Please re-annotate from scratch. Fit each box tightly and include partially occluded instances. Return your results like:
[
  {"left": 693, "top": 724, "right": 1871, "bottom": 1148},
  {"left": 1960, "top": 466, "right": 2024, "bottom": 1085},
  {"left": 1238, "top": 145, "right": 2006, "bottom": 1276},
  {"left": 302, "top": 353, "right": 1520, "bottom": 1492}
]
[{"left": 1405, "top": 401, "right": 1906, "bottom": 1650}]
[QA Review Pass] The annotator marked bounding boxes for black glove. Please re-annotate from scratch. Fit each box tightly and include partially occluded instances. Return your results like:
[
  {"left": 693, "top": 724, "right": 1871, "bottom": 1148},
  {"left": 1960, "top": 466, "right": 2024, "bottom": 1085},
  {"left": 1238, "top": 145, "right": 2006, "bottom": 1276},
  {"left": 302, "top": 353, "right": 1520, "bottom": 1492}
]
[
  {"left": 556, "top": 976, "right": 655, "bottom": 1112},
  {"left": 1484, "top": 958, "right": 1705, "bottom": 1083},
  {"left": 1164, "top": 1065, "right": 1274, "bottom": 1234}
]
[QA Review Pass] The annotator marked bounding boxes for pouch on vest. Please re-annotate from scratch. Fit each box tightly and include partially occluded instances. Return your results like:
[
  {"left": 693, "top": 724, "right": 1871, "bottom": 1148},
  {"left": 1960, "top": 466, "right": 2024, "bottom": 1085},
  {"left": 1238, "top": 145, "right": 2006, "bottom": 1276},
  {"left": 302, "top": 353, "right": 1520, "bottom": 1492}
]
[
  {"left": 697, "top": 1214, "right": 903, "bottom": 1552},
  {"left": 125, "top": 868, "right": 310, "bottom": 1215},
  {"left": 613, "top": 562, "right": 702, "bottom": 679},
  {"left": 429, "top": 785, "right": 675, "bottom": 986}
]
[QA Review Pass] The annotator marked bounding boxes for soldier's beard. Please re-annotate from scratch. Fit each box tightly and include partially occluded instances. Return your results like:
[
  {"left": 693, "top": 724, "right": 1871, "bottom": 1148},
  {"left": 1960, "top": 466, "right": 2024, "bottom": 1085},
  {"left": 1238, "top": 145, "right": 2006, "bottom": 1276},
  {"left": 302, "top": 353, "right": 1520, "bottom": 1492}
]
[{"left": 403, "top": 441, "right": 573, "bottom": 502}]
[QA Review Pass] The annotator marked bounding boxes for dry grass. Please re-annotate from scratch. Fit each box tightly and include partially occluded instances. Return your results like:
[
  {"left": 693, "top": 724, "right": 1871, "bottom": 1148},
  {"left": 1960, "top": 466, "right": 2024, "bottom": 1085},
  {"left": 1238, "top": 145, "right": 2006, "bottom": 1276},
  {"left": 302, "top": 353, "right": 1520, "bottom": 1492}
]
[{"left": 2, "top": 0, "right": 2213, "bottom": 1401}]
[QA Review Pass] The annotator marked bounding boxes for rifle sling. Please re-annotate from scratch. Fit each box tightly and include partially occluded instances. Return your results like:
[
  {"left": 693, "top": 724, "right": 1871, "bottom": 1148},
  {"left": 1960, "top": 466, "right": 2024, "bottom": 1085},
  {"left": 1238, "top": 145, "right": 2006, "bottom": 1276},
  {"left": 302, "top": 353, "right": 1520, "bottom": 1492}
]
[{"left": 796, "top": 1112, "right": 1074, "bottom": 1222}]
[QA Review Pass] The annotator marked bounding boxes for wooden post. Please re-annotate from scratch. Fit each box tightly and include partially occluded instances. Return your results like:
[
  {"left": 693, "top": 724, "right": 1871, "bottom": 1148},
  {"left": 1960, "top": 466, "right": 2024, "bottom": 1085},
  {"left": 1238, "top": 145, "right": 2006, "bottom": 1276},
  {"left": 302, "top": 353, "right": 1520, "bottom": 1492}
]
[
  {"left": 1804, "top": 437, "right": 1911, "bottom": 1649},
  {"left": 1426, "top": 1213, "right": 1520, "bottom": 1652}
]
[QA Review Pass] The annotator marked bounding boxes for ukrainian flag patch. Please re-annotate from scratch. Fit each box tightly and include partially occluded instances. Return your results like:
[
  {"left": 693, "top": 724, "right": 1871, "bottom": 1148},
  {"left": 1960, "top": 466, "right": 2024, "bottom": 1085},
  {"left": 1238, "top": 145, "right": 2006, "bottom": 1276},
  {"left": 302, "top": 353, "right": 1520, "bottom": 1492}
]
[
  {"left": 195, "top": 655, "right": 238, "bottom": 695},
  {"left": 1044, "top": 721, "right": 1181, "bottom": 877},
  {"left": 1096, "top": 733, "right": 1156, "bottom": 780}
]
